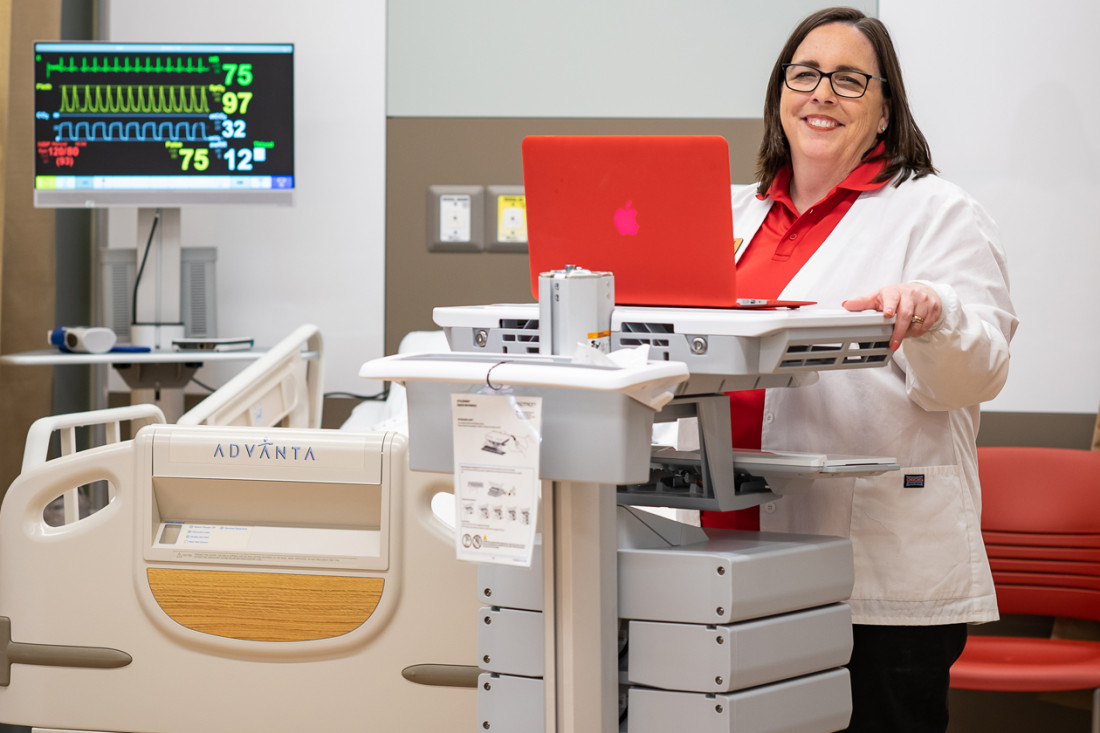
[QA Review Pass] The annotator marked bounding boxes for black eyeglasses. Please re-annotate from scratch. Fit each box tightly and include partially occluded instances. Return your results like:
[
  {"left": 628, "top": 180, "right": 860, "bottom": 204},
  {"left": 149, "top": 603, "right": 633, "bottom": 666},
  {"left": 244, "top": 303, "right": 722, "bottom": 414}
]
[{"left": 781, "top": 63, "right": 886, "bottom": 99}]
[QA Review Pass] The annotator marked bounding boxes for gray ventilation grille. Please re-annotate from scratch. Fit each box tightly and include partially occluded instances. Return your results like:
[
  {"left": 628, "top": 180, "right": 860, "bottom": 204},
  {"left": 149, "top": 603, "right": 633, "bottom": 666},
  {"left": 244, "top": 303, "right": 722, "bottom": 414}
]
[
  {"left": 770, "top": 338, "right": 891, "bottom": 372},
  {"left": 759, "top": 329, "right": 892, "bottom": 374},
  {"left": 618, "top": 322, "right": 674, "bottom": 359},
  {"left": 105, "top": 254, "right": 134, "bottom": 340},
  {"left": 180, "top": 247, "right": 216, "bottom": 338},
  {"left": 99, "top": 247, "right": 217, "bottom": 341},
  {"left": 497, "top": 318, "right": 540, "bottom": 354}
]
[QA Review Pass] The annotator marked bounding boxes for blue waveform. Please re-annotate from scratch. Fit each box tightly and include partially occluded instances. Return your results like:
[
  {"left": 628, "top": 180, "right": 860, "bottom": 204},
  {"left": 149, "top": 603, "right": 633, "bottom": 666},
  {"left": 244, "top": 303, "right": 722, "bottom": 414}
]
[{"left": 53, "top": 119, "right": 214, "bottom": 142}]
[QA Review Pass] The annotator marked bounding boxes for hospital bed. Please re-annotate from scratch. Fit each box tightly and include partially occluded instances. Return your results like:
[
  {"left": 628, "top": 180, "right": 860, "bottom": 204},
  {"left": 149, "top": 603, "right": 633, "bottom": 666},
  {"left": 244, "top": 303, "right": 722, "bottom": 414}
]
[
  {"left": 0, "top": 327, "right": 479, "bottom": 733},
  {"left": 0, "top": 426, "right": 478, "bottom": 732}
]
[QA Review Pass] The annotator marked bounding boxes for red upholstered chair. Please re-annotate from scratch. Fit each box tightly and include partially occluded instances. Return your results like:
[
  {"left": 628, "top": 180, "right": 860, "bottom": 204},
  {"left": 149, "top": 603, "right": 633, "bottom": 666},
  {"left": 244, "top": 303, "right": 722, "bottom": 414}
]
[{"left": 950, "top": 447, "right": 1100, "bottom": 733}]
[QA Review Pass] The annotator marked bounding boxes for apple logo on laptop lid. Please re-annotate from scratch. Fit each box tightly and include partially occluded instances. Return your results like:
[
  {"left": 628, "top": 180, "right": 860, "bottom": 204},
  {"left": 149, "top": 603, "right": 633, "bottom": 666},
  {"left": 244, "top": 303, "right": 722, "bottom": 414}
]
[{"left": 614, "top": 201, "right": 639, "bottom": 235}]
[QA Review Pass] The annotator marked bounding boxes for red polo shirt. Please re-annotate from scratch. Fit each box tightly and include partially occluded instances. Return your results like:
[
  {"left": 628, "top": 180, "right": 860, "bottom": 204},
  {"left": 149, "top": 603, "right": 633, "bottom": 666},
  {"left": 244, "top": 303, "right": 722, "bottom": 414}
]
[{"left": 702, "top": 148, "right": 889, "bottom": 531}]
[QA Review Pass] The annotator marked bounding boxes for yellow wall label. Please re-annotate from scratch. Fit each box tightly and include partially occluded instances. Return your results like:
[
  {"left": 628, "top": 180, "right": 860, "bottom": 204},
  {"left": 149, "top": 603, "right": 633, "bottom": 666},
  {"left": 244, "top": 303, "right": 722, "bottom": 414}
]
[{"left": 497, "top": 194, "right": 527, "bottom": 243}]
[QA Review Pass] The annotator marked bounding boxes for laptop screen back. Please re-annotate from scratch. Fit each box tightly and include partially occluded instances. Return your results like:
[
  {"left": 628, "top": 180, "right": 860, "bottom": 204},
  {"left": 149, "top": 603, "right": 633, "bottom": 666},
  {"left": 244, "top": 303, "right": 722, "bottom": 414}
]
[{"left": 522, "top": 135, "right": 737, "bottom": 307}]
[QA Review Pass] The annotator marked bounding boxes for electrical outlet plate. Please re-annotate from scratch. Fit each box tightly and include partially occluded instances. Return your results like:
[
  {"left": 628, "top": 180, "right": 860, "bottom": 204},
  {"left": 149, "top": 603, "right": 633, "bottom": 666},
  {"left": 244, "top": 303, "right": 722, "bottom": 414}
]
[
  {"left": 428, "top": 185, "right": 484, "bottom": 252},
  {"left": 485, "top": 185, "right": 527, "bottom": 253}
]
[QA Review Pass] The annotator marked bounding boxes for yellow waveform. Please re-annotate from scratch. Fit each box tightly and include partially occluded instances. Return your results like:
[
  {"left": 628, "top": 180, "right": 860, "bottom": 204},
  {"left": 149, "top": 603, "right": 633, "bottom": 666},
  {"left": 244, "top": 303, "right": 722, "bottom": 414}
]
[{"left": 58, "top": 84, "right": 211, "bottom": 114}]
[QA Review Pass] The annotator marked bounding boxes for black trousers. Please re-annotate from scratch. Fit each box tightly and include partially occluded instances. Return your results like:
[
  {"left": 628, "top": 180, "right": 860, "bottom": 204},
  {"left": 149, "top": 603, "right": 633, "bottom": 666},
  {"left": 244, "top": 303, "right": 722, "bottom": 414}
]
[{"left": 842, "top": 623, "right": 968, "bottom": 733}]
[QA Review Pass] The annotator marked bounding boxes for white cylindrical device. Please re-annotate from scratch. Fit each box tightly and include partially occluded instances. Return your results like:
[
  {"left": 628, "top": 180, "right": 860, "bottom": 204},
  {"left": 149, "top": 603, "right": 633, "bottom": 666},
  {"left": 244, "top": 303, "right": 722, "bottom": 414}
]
[
  {"left": 47, "top": 326, "right": 117, "bottom": 354},
  {"left": 537, "top": 265, "right": 615, "bottom": 356}
]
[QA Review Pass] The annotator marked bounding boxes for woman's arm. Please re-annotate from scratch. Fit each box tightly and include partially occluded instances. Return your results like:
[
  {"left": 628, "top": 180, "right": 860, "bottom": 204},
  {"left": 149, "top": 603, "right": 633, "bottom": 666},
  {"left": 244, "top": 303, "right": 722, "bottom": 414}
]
[{"left": 843, "top": 189, "right": 1017, "bottom": 411}]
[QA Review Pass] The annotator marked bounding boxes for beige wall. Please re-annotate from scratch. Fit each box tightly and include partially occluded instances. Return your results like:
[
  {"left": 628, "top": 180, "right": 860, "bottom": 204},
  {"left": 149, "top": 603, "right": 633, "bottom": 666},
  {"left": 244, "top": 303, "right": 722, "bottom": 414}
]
[{"left": 0, "top": 1, "right": 60, "bottom": 495}]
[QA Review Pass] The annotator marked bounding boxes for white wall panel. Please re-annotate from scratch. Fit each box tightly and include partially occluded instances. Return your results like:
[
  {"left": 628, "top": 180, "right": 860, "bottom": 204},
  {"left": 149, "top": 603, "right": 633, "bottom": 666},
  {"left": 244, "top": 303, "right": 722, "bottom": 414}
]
[
  {"left": 882, "top": 0, "right": 1099, "bottom": 414},
  {"left": 388, "top": 0, "right": 875, "bottom": 118}
]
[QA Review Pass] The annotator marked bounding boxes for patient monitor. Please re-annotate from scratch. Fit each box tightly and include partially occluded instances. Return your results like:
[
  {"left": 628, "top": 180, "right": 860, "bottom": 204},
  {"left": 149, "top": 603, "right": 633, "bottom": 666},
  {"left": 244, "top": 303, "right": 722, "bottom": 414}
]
[{"left": 0, "top": 425, "right": 478, "bottom": 732}]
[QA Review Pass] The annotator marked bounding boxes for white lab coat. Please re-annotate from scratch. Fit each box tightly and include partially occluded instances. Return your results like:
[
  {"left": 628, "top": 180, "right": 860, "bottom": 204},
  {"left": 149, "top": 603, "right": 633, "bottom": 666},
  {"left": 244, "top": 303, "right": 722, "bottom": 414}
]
[{"left": 732, "top": 173, "right": 1017, "bottom": 625}]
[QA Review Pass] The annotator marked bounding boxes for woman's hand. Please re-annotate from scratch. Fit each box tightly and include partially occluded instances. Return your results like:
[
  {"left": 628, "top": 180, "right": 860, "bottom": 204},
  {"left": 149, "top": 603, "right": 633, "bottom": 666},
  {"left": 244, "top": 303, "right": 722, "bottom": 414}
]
[{"left": 843, "top": 282, "right": 942, "bottom": 351}]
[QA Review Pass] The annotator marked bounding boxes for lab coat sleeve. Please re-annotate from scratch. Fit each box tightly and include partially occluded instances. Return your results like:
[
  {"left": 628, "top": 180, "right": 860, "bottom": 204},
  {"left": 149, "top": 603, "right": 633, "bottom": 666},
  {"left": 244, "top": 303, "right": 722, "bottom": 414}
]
[{"left": 893, "top": 189, "right": 1018, "bottom": 412}]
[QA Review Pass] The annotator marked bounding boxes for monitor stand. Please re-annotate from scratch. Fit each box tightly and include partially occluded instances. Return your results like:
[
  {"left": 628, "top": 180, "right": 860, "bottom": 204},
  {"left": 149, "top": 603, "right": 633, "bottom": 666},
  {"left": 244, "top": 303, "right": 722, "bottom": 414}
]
[
  {"left": 123, "top": 207, "right": 190, "bottom": 418},
  {"left": 129, "top": 207, "right": 186, "bottom": 352}
]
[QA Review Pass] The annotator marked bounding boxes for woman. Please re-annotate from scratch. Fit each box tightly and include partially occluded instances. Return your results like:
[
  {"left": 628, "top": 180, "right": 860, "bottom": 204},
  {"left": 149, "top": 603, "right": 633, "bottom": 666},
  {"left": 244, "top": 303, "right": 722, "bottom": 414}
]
[{"left": 708, "top": 7, "right": 1017, "bottom": 732}]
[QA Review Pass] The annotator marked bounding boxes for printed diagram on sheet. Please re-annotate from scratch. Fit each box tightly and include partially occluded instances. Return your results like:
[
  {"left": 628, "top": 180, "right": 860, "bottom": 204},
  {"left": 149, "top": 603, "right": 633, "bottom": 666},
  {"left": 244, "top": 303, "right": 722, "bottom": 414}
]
[{"left": 451, "top": 393, "right": 542, "bottom": 566}]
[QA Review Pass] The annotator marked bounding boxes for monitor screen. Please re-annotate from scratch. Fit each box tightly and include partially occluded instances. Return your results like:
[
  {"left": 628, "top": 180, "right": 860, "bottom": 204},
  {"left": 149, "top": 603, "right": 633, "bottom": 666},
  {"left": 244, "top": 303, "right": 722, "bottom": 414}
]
[{"left": 34, "top": 42, "right": 294, "bottom": 207}]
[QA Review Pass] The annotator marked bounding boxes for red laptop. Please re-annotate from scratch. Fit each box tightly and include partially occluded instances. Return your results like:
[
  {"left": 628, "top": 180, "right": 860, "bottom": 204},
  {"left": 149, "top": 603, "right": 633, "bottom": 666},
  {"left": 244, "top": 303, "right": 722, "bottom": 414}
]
[{"left": 522, "top": 135, "right": 741, "bottom": 308}]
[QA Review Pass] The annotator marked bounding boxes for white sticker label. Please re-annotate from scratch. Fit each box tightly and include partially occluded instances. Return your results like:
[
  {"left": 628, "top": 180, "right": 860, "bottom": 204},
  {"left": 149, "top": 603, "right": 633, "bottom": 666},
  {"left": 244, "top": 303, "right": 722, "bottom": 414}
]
[{"left": 451, "top": 393, "right": 541, "bottom": 566}]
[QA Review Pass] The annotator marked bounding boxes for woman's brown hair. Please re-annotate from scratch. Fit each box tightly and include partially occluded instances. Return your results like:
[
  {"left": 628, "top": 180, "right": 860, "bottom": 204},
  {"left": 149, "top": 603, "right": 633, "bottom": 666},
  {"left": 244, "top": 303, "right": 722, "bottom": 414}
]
[{"left": 756, "top": 6, "right": 935, "bottom": 195}]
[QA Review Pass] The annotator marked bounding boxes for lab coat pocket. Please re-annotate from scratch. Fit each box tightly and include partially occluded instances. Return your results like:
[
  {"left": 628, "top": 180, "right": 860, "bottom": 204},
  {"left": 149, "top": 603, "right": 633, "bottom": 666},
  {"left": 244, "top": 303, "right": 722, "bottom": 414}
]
[{"left": 849, "top": 464, "right": 973, "bottom": 602}]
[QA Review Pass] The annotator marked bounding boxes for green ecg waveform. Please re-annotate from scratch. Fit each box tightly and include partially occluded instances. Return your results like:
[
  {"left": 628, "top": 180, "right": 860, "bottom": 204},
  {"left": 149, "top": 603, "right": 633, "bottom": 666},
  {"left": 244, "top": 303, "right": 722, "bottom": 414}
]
[
  {"left": 59, "top": 85, "right": 212, "bottom": 114},
  {"left": 45, "top": 56, "right": 212, "bottom": 78}
]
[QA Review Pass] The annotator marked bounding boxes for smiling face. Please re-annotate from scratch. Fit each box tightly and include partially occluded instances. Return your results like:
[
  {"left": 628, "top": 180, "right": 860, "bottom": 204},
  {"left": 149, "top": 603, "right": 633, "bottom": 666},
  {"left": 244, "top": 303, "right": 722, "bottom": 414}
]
[{"left": 780, "top": 23, "right": 889, "bottom": 186}]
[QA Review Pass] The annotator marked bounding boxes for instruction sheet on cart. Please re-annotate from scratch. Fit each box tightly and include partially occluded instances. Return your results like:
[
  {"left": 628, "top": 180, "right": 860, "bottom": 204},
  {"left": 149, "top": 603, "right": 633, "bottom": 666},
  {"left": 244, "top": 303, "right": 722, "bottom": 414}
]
[{"left": 451, "top": 393, "right": 542, "bottom": 566}]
